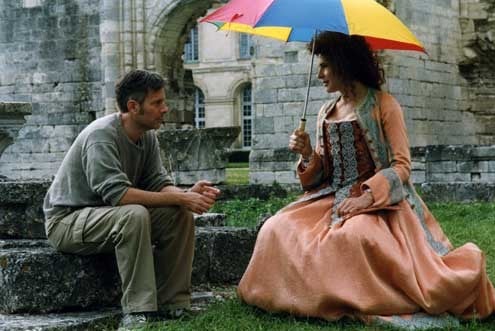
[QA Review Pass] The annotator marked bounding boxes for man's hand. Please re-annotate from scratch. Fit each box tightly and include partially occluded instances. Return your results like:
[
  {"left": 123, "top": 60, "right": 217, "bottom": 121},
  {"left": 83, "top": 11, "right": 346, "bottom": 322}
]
[
  {"left": 182, "top": 191, "right": 216, "bottom": 214},
  {"left": 337, "top": 191, "right": 373, "bottom": 216},
  {"left": 189, "top": 180, "right": 221, "bottom": 199},
  {"left": 184, "top": 180, "right": 221, "bottom": 214}
]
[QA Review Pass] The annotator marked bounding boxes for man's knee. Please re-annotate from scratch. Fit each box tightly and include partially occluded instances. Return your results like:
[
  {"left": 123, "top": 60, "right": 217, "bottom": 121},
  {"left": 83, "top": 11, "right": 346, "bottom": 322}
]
[
  {"left": 179, "top": 206, "right": 194, "bottom": 224},
  {"left": 120, "top": 204, "right": 151, "bottom": 232},
  {"left": 177, "top": 206, "right": 194, "bottom": 234}
]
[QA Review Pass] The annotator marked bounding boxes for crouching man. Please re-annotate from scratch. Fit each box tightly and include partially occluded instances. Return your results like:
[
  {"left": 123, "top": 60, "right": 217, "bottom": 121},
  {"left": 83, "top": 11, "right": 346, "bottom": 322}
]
[{"left": 43, "top": 69, "right": 220, "bottom": 330}]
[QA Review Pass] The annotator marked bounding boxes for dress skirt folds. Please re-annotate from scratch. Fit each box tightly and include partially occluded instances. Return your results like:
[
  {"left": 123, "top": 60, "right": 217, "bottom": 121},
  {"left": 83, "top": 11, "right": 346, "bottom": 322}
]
[{"left": 237, "top": 95, "right": 495, "bottom": 329}]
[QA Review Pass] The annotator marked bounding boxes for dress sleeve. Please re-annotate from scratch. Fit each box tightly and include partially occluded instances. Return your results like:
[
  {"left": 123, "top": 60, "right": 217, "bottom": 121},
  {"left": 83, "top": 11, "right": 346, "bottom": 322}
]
[
  {"left": 297, "top": 150, "right": 324, "bottom": 190},
  {"left": 361, "top": 93, "right": 411, "bottom": 207},
  {"left": 296, "top": 102, "right": 332, "bottom": 191}
]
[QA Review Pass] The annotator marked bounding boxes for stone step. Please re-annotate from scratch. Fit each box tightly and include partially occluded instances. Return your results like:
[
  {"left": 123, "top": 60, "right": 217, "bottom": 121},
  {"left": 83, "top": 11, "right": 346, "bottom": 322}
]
[
  {"left": 0, "top": 180, "right": 294, "bottom": 239},
  {"left": 194, "top": 213, "right": 226, "bottom": 227},
  {"left": 0, "top": 309, "right": 120, "bottom": 331},
  {"left": 0, "top": 227, "right": 256, "bottom": 313},
  {"left": 420, "top": 182, "right": 495, "bottom": 202},
  {"left": 0, "top": 291, "right": 219, "bottom": 331}
]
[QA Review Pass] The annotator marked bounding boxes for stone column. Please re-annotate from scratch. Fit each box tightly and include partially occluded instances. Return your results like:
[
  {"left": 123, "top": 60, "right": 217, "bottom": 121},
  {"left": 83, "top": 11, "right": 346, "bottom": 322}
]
[{"left": 101, "top": 0, "right": 122, "bottom": 115}]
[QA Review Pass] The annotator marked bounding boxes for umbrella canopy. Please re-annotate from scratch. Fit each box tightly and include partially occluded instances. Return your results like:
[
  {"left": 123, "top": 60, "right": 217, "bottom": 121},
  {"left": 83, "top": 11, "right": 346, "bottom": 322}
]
[{"left": 200, "top": 0, "right": 425, "bottom": 52}]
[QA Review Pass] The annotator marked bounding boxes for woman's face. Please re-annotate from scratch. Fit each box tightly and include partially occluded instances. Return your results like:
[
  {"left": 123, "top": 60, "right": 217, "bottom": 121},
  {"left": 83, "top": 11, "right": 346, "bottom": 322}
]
[{"left": 317, "top": 56, "right": 343, "bottom": 93}]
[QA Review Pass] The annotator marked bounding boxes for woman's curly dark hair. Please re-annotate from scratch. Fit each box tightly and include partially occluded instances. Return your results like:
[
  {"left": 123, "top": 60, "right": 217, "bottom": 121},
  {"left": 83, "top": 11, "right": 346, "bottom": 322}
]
[{"left": 307, "top": 31, "right": 385, "bottom": 95}]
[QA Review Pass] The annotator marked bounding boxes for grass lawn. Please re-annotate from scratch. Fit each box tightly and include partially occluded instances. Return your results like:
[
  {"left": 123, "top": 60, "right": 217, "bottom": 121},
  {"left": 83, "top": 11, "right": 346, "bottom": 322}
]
[
  {"left": 136, "top": 200, "right": 495, "bottom": 331},
  {"left": 225, "top": 163, "right": 249, "bottom": 185}
]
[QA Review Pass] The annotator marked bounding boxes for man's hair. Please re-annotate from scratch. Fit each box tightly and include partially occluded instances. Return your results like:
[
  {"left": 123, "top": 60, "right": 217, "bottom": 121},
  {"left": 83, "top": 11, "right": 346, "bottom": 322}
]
[
  {"left": 115, "top": 69, "right": 166, "bottom": 113},
  {"left": 307, "top": 31, "right": 384, "bottom": 94}
]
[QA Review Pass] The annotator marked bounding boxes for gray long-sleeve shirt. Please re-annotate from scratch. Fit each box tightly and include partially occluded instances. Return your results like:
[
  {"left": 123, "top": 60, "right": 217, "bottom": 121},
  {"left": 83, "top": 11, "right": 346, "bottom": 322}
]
[{"left": 43, "top": 113, "right": 173, "bottom": 231}]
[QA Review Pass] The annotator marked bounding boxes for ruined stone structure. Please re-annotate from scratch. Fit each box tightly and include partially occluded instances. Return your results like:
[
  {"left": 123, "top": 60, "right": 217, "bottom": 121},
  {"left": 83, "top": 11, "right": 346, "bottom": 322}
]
[
  {"left": 459, "top": 0, "right": 495, "bottom": 145},
  {"left": 0, "top": 0, "right": 494, "bottom": 184}
]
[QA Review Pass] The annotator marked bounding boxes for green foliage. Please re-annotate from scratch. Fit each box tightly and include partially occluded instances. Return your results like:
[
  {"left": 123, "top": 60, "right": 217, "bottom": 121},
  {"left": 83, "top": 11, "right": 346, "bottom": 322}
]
[
  {"left": 210, "top": 195, "right": 297, "bottom": 227},
  {"left": 429, "top": 202, "right": 495, "bottom": 277}
]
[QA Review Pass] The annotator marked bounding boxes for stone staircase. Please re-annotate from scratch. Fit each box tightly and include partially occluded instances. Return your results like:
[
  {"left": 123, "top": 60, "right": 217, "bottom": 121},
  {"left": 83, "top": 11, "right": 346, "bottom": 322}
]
[{"left": 0, "top": 180, "right": 259, "bottom": 330}]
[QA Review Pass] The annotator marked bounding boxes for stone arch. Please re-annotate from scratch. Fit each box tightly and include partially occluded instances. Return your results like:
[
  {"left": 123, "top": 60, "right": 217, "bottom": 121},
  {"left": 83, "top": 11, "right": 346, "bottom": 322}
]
[
  {"left": 228, "top": 77, "right": 252, "bottom": 101},
  {"left": 191, "top": 78, "right": 209, "bottom": 100}
]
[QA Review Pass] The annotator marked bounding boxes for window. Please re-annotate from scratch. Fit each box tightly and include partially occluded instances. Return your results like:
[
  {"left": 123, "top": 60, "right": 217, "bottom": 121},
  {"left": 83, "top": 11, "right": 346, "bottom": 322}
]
[
  {"left": 241, "top": 85, "right": 252, "bottom": 148},
  {"left": 184, "top": 26, "right": 199, "bottom": 63},
  {"left": 194, "top": 88, "right": 205, "bottom": 128},
  {"left": 239, "top": 33, "right": 253, "bottom": 59}
]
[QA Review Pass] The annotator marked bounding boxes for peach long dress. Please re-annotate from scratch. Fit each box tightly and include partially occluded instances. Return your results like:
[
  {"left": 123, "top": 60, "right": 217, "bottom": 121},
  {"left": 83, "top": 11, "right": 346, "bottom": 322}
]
[{"left": 237, "top": 95, "right": 495, "bottom": 329}]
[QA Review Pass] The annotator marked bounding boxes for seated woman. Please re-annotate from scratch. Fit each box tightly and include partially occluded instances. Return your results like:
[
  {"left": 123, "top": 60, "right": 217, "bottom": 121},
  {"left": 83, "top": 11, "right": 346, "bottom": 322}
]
[{"left": 237, "top": 31, "right": 495, "bottom": 329}]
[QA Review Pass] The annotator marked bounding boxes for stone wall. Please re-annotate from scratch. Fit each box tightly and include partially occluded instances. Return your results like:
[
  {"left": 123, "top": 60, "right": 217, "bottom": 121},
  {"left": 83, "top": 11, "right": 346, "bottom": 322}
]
[
  {"left": 411, "top": 145, "right": 495, "bottom": 184},
  {"left": 0, "top": 0, "right": 217, "bottom": 179},
  {"left": 0, "top": 0, "right": 102, "bottom": 179},
  {"left": 459, "top": 0, "right": 495, "bottom": 144}
]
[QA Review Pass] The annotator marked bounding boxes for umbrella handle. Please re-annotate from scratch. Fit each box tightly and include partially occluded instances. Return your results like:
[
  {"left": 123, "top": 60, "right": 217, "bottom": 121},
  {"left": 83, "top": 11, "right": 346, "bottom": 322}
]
[
  {"left": 298, "top": 30, "right": 317, "bottom": 134},
  {"left": 298, "top": 118, "right": 306, "bottom": 132}
]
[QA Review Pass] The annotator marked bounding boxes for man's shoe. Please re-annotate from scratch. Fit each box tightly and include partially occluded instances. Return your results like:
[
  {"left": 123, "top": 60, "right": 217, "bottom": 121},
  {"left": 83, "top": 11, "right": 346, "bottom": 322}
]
[{"left": 118, "top": 312, "right": 155, "bottom": 331}]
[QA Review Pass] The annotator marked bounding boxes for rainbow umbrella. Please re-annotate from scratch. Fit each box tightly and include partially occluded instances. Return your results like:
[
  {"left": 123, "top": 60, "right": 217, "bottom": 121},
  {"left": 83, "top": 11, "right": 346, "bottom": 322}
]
[{"left": 200, "top": 0, "right": 426, "bottom": 129}]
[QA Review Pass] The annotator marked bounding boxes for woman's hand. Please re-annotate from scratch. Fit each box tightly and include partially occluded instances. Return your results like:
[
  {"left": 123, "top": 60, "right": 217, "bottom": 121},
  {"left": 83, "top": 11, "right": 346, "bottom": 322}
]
[
  {"left": 289, "top": 129, "right": 313, "bottom": 159},
  {"left": 337, "top": 191, "right": 374, "bottom": 216}
]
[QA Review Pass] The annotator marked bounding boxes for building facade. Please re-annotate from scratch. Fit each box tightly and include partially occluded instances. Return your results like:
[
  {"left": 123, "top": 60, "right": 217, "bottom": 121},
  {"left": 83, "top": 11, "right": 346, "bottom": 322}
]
[{"left": 183, "top": 9, "right": 254, "bottom": 150}]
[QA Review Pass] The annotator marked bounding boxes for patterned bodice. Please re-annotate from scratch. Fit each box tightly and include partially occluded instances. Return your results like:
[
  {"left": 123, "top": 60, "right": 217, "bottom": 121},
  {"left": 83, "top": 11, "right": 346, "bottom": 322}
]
[
  {"left": 323, "top": 120, "right": 375, "bottom": 189},
  {"left": 323, "top": 120, "right": 376, "bottom": 225},
  {"left": 287, "top": 120, "right": 378, "bottom": 226}
]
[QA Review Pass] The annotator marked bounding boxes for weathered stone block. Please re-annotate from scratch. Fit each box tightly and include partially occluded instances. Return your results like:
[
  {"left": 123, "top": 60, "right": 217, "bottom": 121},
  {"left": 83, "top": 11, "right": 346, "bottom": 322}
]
[
  {"left": 471, "top": 146, "right": 495, "bottom": 159},
  {"left": 427, "top": 161, "right": 457, "bottom": 173},
  {"left": 156, "top": 127, "right": 240, "bottom": 185},
  {"left": 425, "top": 145, "right": 473, "bottom": 162},
  {"left": 0, "top": 181, "right": 50, "bottom": 239},
  {"left": 428, "top": 172, "right": 471, "bottom": 182},
  {"left": 421, "top": 183, "right": 495, "bottom": 202},
  {"left": 411, "top": 170, "right": 426, "bottom": 184},
  {"left": 275, "top": 170, "right": 297, "bottom": 184},
  {"left": 0, "top": 240, "right": 120, "bottom": 313},
  {"left": 198, "top": 227, "right": 257, "bottom": 284},
  {"left": 0, "top": 227, "right": 258, "bottom": 313},
  {"left": 194, "top": 213, "right": 226, "bottom": 227},
  {"left": 254, "top": 117, "right": 274, "bottom": 134},
  {"left": 411, "top": 161, "right": 426, "bottom": 171},
  {"left": 250, "top": 172, "right": 276, "bottom": 184},
  {"left": 0, "top": 309, "right": 120, "bottom": 331}
]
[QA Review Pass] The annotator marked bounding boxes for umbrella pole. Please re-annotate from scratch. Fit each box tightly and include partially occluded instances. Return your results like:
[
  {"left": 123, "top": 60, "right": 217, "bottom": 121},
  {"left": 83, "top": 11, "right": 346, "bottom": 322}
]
[{"left": 298, "top": 31, "right": 317, "bottom": 132}]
